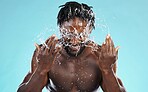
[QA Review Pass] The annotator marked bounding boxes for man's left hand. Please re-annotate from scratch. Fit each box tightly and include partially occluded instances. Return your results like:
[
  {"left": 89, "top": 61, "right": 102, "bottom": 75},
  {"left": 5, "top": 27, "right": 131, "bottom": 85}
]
[{"left": 95, "top": 34, "right": 119, "bottom": 72}]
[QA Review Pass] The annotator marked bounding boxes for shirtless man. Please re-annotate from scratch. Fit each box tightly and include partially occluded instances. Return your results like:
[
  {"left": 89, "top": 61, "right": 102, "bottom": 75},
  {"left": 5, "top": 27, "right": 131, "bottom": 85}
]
[{"left": 17, "top": 1, "right": 126, "bottom": 92}]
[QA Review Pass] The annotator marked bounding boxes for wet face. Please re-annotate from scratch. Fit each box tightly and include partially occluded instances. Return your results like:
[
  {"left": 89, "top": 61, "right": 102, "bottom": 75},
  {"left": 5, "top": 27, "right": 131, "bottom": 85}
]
[{"left": 60, "top": 17, "right": 92, "bottom": 55}]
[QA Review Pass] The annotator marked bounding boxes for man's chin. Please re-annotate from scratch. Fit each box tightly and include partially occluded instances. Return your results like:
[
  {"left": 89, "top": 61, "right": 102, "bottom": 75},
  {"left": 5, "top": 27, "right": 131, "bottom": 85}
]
[
  {"left": 69, "top": 45, "right": 80, "bottom": 51},
  {"left": 67, "top": 45, "right": 81, "bottom": 56}
]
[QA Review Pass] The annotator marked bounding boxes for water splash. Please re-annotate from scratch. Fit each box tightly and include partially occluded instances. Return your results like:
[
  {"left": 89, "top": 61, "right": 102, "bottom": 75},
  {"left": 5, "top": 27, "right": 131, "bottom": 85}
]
[
  {"left": 90, "top": 11, "right": 111, "bottom": 45},
  {"left": 33, "top": 12, "right": 111, "bottom": 56},
  {"left": 33, "top": 26, "right": 59, "bottom": 45},
  {"left": 96, "top": 17, "right": 110, "bottom": 34},
  {"left": 59, "top": 20, "right": 92, "bottom": 45}
]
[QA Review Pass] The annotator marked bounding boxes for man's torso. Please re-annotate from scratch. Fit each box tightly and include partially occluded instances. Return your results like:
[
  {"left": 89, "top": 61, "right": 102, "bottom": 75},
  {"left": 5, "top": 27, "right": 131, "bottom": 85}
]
[{"left": 48, "top": 44, "right": 102, "bottom": 92}]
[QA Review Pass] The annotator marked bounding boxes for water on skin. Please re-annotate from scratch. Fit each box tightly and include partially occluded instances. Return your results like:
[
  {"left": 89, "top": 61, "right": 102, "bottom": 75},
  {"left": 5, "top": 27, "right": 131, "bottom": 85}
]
[
  {"left": 36, "top": 21, "right": 99, "bottom": 58},
  {"left": 33, "top": 8, "right": 109, "bottom": 92},
  {"left": 35, "top": 6, "right": 110, "bottom": 51},
  {"left": 59, "top": 20, "right": 92, "bottom": 44}
]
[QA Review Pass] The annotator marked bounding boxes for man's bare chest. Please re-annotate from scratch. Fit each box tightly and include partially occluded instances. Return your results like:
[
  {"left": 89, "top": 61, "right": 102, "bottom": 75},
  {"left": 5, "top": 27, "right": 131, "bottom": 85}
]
[{"left": 48, "top": 55, "right": 102, "bottom": 91}]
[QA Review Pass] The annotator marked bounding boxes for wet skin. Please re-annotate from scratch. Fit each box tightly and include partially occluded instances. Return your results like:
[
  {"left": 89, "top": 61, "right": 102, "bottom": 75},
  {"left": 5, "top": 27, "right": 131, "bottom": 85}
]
[
  {"left": 48, "top": 43, "right": 102, "bottom": 91},
  {"left": 17, "top": 17, "right": 126, "bottom": 92}
]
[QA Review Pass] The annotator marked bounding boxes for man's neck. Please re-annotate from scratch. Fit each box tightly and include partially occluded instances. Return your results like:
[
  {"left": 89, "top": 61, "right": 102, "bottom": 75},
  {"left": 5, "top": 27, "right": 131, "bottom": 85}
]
[{"left": 64, "top": 45, "right": 85, "bottom": 57}]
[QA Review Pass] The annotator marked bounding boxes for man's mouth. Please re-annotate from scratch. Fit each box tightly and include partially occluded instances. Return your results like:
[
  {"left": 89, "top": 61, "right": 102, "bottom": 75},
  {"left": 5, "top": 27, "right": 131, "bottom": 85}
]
[{"left": 69, "top": 45, "right": 80, "bottom": 51}]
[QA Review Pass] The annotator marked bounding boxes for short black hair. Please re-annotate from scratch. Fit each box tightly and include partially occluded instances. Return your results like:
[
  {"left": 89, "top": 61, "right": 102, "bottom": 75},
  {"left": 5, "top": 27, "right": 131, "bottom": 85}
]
[{"left": 57, "top": 1, "right": 95, "bottom": 29}]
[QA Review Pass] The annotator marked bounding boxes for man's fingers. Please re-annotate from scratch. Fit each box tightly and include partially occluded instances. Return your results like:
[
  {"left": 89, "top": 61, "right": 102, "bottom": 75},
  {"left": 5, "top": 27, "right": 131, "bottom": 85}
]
[
  {"left": 108, "top": 35, "right": 115, "bottom": 54},
  {"left": 50, "top": 38, "right": 58, "bottom": 53},
  {"left": 108, "top": 35, "right": 114, "bottom": 47},
  {"left": 102, "top": 34, "right": 117, "bottom": 55},
  {"left": 34, "top": 43, "right": 41, "bottom": 52},
  {"left": 44, "top": 46, "right": 49, "bottom": 54},
  {"left": 101, "top": 42, "right": 106, "bottom": 54},
  {"left": 47, "top": 35, "right": 56, "bottom": 48},
  {"left": 44, "top": 35, "right": 57, "bottom": 54},
  {"left": 53, "top": 45, "right": 62, "bottom": 57},
  {"left": 45, "top": 37, "right": 51, "bottom": 44},
  {"left": 115, "top": 46, "right": 120, "bottom": 51},
  {"left": 115, "top": 46, "right": 120, "bottom": 55},
  {"left": 105, "top": 34, "right": 110, "bottom": 53}
]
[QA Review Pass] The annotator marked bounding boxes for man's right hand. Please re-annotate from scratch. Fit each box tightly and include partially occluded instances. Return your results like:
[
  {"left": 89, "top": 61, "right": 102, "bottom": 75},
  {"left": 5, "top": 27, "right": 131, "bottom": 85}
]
[{"left": 35, "top": 35, "right": 61, "bottom": 75}]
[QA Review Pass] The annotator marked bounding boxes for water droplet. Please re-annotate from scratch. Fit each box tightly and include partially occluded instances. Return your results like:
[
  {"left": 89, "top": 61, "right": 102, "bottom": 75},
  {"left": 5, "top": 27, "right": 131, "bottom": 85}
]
[
  {"left": 77, "top": 78, "right": 80, "bottom": 81},
  {"left": 90, "top": 74, "right": 92, "bottom": 77},
  {"left": 56, "top": 60, "right": 61, "bottom": 65}
]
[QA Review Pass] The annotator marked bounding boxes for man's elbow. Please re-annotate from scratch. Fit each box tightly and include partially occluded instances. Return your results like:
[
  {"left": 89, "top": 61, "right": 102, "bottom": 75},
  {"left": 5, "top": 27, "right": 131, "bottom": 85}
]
[
  {"left": 120, "top": 87, "right": 126, "bottom": 92},
  {"left": 17, "top": 84, "right": 29, "bottom": 92},
  {"left": 17, "top": 86, "right": 26, "bottom": 92},
  {"left": 17, "top": 84, "right": 42, "bottom": 92}
]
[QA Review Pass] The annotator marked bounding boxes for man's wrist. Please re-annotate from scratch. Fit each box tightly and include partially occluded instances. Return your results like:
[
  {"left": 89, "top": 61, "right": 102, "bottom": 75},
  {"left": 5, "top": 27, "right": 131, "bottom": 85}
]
[
  {"left": 101, "top": 67, "right": 113, "bottom": 75},
  {"left": 36, "top": 67, "right": 48, "bottom": 76}
]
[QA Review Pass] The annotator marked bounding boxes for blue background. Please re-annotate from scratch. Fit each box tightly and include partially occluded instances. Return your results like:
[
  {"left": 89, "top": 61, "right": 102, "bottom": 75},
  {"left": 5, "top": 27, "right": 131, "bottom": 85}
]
[{"left": 0, "top": 0, "right": 148, "bottom": 92}]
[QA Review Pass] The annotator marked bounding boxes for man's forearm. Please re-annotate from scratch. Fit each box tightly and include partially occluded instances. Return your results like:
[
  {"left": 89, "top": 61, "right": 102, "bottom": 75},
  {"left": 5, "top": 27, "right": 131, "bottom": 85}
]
[
  {"left": 101, "top": 68, "right": 125, "bottom": 92},
  {"left": 17, "top": 68, "right": 48, "bottom": 92}
]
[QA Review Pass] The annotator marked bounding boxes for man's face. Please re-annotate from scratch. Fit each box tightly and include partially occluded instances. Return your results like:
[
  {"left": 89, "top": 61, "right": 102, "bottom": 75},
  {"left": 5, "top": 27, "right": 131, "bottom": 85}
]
[{"left": 60, "top": 17, "right": 92, "bottom": 54}]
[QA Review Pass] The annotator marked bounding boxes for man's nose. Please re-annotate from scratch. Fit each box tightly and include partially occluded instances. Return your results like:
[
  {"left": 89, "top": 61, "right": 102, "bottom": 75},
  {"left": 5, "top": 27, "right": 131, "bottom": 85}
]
[{"left": 70, "top": 37, "right": 79, "bottom": 45}]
